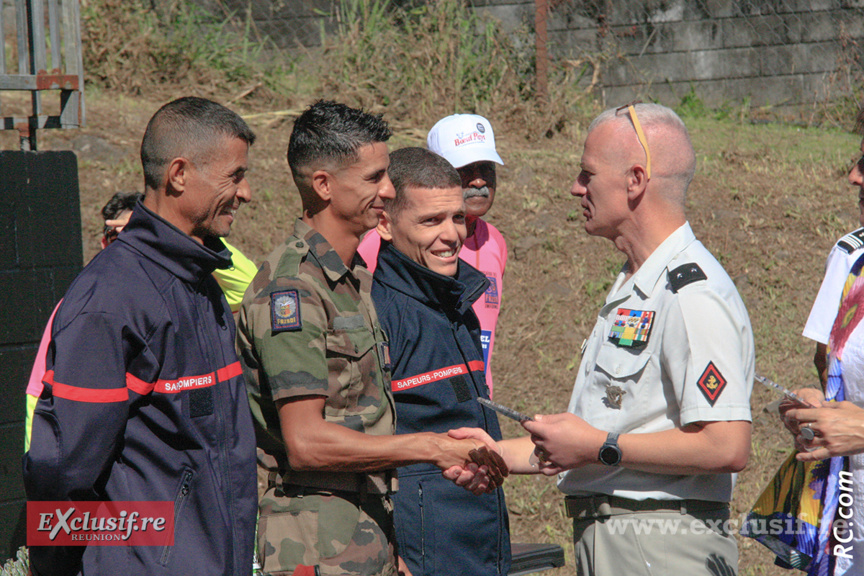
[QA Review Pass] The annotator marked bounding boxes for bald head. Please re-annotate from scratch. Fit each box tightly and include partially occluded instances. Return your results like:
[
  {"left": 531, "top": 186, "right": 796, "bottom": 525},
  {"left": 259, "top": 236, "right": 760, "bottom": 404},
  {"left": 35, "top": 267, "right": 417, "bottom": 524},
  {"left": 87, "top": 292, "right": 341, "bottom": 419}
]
[{"left": 588, "top": 103, "right": 695, "bottom": 207}]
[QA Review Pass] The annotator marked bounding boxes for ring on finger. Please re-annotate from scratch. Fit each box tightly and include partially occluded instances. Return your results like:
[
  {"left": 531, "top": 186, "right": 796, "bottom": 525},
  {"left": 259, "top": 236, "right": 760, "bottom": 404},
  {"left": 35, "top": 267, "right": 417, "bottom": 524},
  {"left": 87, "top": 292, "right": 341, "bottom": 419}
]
[{"left": 800, "top": 423, "right": 816, "bottom": 441}]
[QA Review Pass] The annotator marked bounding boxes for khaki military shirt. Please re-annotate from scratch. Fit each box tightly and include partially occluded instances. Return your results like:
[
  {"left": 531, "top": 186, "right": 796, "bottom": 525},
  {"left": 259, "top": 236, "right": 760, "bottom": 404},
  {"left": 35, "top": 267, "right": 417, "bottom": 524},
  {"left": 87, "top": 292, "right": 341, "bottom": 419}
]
[{"left": 237, "top": 219, "right": 395, "bottom": 492}]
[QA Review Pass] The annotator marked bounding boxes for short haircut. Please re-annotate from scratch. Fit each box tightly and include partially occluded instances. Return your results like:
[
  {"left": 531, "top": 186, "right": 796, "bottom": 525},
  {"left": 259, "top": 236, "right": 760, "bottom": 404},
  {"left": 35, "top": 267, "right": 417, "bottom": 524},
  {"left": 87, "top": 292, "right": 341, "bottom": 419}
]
[
  {"left": 101, "top": 191, "right": 143, "bottom": 238},
  {"left": 590, "top": 103, "right": 696, "bottom": 203},
  {"left": 384, "top": 147, "right": 461, "bottom": 219},
  {"left": 140, "top": 96, "right": 256, "bottom": 191},
  {"left": 287, "top": 100, "right": 392, "bottom": 184},
  {"left": 589, "top": 102, "right": 689, "bottom": 142}
]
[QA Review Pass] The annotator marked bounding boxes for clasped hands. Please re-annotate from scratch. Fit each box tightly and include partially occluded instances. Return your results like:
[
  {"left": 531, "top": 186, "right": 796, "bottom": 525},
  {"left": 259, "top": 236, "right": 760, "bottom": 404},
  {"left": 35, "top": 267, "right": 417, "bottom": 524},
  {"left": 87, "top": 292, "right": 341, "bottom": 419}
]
[
  {"left": 441, "top": 413, "right": 603, "bottom": 494},
  {"left": 438, "top": 430, "right": 508, "bottom": 495}
]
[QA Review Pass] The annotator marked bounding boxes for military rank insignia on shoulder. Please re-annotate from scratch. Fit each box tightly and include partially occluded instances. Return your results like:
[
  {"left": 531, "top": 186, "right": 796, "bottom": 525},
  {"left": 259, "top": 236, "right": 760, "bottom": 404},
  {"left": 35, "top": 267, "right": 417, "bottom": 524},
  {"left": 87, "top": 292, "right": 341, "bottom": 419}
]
[
  {"left": 667, "top": 263, "right": 707, "bottom": 293},
  {"left": 270, "top": 289, "right": 302, "bottom": 332},
  {"left": 608, "top": 308, "right": 655, "bottom": 347},
  {"left": 836, "top": 227, "right": 864, "bottom": 254}
]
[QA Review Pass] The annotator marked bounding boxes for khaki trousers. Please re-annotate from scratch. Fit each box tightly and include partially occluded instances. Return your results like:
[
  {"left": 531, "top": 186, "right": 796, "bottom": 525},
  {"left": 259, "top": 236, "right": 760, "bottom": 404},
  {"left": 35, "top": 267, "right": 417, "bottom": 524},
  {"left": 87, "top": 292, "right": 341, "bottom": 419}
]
[{"left": 568, "top": 498, "right": 738, "bottom": 576}]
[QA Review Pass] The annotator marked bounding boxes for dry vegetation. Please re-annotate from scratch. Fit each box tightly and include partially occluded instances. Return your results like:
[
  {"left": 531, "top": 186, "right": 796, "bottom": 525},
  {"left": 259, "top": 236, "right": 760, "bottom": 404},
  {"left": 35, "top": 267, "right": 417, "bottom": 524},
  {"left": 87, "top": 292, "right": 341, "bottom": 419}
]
[
  {"left": 23, "top": 92, "right": 856, "bottom": 576},
  {"left": 5, "top": 1, "right": 864, "bottom": 575}
]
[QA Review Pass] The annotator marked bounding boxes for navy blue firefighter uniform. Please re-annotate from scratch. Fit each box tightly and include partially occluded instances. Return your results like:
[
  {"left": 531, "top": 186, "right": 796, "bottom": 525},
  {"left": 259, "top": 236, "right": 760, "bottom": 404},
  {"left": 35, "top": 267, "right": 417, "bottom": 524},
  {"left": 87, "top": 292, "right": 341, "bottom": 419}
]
[
  {"left": 371, "top": 241, "right": 511, "bottom": 576},
  {"left": 23, "top": 203, "right": 257, "bottom": 576}
]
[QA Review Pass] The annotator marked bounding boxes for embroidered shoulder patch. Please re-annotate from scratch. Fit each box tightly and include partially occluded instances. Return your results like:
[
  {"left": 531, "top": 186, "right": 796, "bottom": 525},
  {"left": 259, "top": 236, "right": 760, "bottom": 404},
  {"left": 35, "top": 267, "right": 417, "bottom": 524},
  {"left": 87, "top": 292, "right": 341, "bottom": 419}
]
[
  {"left": 270, "top": 289, "right": 302, "bottom": 332},
  {"left": 837, "top": 227, "right": 864, "bottom": 254},
  {"left": 608, "top": 308, "right": 655, "bottom": 347},
  {"left": 697, "top": 362, "right": 727, "bottom": 406},
  {"left": 668, "top": 263, "right": 707, "bottom": 293}
]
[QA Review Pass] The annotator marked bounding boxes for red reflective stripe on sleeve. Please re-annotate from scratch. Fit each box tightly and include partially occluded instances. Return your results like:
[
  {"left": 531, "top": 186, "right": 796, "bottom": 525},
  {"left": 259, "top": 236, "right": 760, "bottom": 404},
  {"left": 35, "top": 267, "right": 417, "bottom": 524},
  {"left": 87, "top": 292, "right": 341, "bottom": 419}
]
[
  {"left": 216, "top": 361, "right": 242, "bottom": 382},
  {"left": 118, "top": 362, "right": 242, "bottom": 396},
  {"left": 49, "top": 373, "right": 130, "bottom": 404},
  {"left": 126, "top": 373, "right": 155, "bottom": 395},
  {"left": 392, "top": 363, "right": 469, "bottom": 392},
  {"left": 468, "top": 360, "right": 485, "bottom": 372}
]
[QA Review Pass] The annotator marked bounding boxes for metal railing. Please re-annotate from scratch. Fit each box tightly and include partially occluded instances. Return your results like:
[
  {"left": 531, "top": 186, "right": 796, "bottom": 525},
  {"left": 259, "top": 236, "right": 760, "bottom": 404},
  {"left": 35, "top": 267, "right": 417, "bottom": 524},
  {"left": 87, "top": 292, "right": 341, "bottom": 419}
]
[{"left": 0, "top": 0, "right": 84, "bottom": 150}]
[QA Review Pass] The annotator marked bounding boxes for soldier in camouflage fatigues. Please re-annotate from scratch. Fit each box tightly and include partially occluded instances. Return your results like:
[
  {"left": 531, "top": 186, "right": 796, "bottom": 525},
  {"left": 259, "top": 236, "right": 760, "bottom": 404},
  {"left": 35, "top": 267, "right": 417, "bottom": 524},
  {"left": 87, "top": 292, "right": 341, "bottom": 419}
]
[
  {"left": 236, "top": 101, "right": 497, "bottom": 576},
  {"left": 238, "top": 218, "right": 398, "bottom": 576}
]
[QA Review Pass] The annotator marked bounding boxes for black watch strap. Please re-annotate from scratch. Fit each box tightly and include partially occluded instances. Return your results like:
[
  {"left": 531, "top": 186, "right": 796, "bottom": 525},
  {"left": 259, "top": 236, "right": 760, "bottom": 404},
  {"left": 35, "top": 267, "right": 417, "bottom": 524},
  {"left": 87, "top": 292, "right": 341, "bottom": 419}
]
[{"left": 598, "top": 432, "right": 622, "bottom": 466}]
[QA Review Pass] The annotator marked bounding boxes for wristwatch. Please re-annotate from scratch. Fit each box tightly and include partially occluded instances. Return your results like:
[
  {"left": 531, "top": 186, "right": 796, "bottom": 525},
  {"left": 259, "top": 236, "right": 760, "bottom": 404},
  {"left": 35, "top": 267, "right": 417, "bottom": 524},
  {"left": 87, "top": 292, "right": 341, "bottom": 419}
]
[{"left": 598, "top": 432, "right": 622, "bottom": 466}]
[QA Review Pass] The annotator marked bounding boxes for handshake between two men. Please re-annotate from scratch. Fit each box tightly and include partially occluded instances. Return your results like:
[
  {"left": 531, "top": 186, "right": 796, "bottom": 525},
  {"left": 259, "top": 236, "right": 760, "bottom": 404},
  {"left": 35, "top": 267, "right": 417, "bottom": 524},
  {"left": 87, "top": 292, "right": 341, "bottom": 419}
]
[{"left": 444, "top": 410, "right": 610, "bottom": 493}]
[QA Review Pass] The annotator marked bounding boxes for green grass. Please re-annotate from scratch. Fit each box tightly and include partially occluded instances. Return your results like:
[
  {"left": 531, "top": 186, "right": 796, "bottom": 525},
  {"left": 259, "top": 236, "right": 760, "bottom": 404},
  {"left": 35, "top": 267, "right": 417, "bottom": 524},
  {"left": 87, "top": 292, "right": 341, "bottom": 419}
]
[{"left": 78, "top": 0, "right": 589, "bottom": 138}]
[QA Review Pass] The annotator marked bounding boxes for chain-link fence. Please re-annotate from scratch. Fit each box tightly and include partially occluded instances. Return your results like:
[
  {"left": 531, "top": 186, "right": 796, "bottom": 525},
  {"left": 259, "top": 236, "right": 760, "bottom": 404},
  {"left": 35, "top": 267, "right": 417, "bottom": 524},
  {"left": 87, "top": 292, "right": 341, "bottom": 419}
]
[
  {"left": 542, "top": 0, "right": 864, "bottom": 112},
  {"left": 199, "top": 0, "right": 863, "bottom": 114},
  {"left": 206, "top": 0, "right": 335, "bottom": 49},
  {"left": 466, "top": 0, "right": 864, "bottom": 113}
]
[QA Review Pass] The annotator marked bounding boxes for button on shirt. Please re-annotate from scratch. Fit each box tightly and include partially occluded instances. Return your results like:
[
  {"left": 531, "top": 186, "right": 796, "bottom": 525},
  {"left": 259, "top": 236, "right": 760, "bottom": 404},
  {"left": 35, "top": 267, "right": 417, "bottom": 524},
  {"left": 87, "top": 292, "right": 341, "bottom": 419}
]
[{"left": 558, "top": 223, "right": 754, "bottom": 502}]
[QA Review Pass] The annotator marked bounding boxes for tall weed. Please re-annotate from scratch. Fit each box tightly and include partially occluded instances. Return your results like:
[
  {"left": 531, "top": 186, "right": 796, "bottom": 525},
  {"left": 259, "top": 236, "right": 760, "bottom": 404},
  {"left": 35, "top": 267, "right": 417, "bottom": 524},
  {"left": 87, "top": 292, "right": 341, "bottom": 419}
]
[
  {"left": 81, "top": 0, "right": 285, "bottom": 99},
  {"left": 808, "top": 21, "right": 863, "bottom": 131},
  {"left": 80, "top": 0, "right": 594, "bottom": 135},
  {"left": 317, "top": 0, "right": 580, "bottom": 137}
]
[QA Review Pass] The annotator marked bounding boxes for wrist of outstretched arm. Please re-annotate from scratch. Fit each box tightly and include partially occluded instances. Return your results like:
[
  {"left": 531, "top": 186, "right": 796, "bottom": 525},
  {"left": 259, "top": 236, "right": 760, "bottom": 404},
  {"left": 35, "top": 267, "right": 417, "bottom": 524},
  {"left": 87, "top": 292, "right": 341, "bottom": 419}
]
[
  {"left": 493, "top": 437, "right": 530, "bottom": 472},
  {"left": 410, "top": 432, "right": 453, "bottom": 468}
]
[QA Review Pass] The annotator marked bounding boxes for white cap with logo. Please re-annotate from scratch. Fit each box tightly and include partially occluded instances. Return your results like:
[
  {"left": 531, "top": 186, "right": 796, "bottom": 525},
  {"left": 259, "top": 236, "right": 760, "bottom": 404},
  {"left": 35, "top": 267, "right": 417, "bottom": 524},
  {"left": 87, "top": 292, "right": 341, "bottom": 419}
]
[{"left": 427, "top": 114, "right": 504, "bottom": 169}]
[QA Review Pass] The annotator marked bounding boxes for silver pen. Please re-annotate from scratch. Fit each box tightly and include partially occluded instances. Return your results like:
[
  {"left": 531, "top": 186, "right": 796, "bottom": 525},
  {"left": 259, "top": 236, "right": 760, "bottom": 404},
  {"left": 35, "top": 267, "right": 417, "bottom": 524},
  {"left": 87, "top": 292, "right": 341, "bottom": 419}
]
[
  {"left": 477, "top": 397, "right": 534, "bottom": 422},
  {"left": 754, "top": 374, "right": 816, "bottom": 440}
]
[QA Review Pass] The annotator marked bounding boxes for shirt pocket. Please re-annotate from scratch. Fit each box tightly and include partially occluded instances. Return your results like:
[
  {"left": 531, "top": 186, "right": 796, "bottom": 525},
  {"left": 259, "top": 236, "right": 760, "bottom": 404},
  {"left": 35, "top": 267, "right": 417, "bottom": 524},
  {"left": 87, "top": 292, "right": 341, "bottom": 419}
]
[
  {"left": 324, "top": 323, "right": 379, "bottom": 423},
  {"left": 593, "top": 343, "right": 651, "bottom": 385}
]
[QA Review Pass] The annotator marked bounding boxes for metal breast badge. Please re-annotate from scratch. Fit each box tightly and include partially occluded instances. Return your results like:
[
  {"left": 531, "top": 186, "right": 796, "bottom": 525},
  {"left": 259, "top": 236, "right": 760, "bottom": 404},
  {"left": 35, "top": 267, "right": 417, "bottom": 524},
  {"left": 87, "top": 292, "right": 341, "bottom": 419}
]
[{"left": 605, "top": 385, "right": 626, "bottom": 409}]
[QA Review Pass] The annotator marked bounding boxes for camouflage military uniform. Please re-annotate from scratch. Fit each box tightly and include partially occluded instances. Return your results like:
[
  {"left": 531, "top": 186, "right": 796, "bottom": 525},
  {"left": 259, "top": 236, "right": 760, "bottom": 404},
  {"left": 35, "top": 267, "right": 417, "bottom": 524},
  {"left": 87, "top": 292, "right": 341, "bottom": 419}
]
[{"left": 237, "top": 218, "right": 397, "bottom": 576}]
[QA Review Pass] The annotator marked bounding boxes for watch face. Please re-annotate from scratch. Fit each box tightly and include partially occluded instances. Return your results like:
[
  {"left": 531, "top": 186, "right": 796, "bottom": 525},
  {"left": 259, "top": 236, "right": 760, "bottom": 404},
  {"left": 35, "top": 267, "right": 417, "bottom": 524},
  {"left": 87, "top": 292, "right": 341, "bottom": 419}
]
[{"left": 599, "top": 446, "right": 621, "bottom": 466}]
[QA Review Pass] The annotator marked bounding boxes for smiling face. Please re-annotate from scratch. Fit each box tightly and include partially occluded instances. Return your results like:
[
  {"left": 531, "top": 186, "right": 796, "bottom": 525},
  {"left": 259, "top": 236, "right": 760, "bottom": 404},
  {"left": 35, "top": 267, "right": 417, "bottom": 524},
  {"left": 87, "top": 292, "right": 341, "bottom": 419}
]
[
  {"left": 457, "top": 160, "right": 497, "bottom": 219},
  {"left": 327, "top": 142, "right": 395, "bottom": 236},
  {"left": 850, "top": 138, "right": 864, "bottom": 226},
  {"left": 180, "top": 136, "right": 251, "bottom": 243},
  {"left": 569, "top": 122, "right": 631, "bottom": 240},
  {"left": 381, "top": 185, "right": 467, "bottom": 277}
]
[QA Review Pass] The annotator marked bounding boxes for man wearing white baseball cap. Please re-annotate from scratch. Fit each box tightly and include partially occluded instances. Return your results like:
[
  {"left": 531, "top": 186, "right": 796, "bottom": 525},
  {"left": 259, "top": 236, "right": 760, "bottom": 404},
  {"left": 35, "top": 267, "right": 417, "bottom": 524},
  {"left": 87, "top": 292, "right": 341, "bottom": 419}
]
[{"left": 358, "top": 113, "right": 508, "bottom": 397}]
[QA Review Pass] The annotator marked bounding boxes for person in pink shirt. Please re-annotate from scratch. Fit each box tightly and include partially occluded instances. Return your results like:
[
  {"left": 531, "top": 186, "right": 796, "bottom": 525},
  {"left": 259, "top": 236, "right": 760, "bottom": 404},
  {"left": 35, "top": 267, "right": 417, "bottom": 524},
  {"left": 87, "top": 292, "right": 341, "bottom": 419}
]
[{"left": 358, "top": 113, "right": 507, "bottom": 396}]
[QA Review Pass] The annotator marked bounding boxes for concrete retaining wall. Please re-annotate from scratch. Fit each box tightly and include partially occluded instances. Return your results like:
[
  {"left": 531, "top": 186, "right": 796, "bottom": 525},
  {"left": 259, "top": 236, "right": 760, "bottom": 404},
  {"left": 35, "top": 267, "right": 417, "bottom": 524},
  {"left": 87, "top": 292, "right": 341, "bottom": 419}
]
[
  {"left": 199, "top": 0, "right": 864, "bottom": 108},
  {"left": 472, "top": 0, "right": 864, "bottom": 107}
]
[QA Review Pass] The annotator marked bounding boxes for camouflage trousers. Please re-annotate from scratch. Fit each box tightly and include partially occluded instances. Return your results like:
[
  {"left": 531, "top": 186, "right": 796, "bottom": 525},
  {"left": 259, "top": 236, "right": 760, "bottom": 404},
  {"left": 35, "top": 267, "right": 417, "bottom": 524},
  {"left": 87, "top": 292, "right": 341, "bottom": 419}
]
[{"left": 258, "top": 484, "right": 397, "bottom": 576}]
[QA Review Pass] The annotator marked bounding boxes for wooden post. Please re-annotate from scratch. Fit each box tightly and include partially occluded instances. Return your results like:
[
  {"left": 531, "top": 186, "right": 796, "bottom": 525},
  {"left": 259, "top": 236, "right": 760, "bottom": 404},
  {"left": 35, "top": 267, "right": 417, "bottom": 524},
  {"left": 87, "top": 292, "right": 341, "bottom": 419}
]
[{"left": 535, "top": 0, "right": 548, "bottom": 105}]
